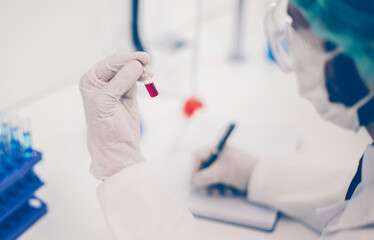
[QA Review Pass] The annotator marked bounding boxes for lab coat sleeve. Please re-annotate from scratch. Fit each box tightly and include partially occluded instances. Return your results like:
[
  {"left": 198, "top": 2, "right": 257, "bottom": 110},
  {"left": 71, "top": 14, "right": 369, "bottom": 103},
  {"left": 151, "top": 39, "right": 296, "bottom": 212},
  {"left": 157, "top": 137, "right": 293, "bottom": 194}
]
[
  {"left": 97, "top": 161, "right": 208, "bottom": 240},
  {"left": 247, "top": 152, "right": 355, "bottom": 233}
]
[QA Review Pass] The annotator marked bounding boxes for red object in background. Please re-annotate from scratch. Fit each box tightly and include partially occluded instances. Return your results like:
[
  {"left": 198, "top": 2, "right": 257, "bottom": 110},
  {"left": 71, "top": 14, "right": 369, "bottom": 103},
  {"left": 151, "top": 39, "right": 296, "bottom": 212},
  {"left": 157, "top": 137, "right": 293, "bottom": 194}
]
[
  {"left": 145, "top": 82, "right": 159, "bottom": 98},
  {"left": 183, "top": 97, "right": 204, "bottom": 118}
]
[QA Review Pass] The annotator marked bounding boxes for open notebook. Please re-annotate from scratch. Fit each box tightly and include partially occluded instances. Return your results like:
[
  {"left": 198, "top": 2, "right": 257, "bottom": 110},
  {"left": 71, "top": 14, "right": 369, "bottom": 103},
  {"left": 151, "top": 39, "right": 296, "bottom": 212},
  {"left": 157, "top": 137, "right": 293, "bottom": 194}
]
[{"left": 163, "top": 112, "right": 299, "bottom": 231}]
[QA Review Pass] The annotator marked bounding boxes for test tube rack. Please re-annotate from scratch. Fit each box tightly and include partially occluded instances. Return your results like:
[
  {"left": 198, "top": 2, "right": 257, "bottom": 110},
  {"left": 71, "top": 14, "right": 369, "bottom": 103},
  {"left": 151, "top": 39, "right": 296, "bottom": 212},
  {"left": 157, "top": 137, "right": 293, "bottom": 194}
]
[{"left": 0, "top": 151, "right": 47, "bottom": 240}]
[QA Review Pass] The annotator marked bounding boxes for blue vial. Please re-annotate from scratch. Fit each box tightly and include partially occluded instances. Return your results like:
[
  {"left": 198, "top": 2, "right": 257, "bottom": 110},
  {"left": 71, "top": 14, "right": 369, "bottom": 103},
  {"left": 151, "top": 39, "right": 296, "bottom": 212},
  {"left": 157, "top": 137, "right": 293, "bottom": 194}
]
[
  {"left": 23, "top": 132, "right": 33, "bottom": 158},
  {"left": 3, "top": 153, "right": 14, "bottom": 171},
  {"left": 11, "top": 127, "right": 22, "bottom": 164},
  {"left": 0, "top": 149, "right": 5, "bottom": 178},
  {"left": 22, "top": 119, "right": 34, "bottom": 159},
  {"left": 1, "top": 122, "right": 14, "bottom": 171},
  {"left": 1, "top": 122, "right": 10, "bottom": 149}
]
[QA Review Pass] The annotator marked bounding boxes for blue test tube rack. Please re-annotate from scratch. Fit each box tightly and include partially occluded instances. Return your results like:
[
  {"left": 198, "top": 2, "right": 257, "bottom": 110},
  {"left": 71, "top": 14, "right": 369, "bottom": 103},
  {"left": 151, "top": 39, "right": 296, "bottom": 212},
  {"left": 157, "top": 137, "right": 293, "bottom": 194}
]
[
  {"left": 0, "top": 151, "right": 47, "bottom": 240},
  {"left": 0, "top": 120, "right": 47, "bottom": 240}
]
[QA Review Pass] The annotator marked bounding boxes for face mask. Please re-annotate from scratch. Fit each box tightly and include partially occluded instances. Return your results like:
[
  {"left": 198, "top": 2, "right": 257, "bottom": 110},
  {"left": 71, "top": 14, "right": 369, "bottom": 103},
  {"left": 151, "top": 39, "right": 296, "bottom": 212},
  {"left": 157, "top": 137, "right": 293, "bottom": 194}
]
[{"left": 289, "top": 30, "right": 373, "bottom": 132}]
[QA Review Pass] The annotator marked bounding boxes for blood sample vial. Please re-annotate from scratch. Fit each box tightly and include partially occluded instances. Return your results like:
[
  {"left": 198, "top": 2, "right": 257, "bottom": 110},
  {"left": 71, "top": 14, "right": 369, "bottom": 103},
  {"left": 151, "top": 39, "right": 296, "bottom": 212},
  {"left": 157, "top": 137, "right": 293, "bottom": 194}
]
[
  {"left": 144, "top": 79, "right": 158, "bottom": 98},
  {"left": 141, "top": 68, "right": 158, "bottom": 98}
]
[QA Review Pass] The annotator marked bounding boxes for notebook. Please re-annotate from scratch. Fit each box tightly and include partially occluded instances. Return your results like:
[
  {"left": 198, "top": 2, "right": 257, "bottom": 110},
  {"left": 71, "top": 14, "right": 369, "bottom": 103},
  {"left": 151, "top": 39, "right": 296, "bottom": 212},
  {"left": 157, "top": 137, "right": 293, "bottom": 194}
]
[{"left": 163, "top": 112, "right": 299, "bottom": 231}]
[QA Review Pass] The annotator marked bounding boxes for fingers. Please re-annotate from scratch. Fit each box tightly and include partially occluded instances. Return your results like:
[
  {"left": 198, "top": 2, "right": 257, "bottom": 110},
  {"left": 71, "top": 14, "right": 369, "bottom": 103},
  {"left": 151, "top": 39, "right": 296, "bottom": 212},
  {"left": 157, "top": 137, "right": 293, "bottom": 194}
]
[
  {"left": 190, "top": 163, "right": 223, "bottom": 188},
  {"left": 144, "top": 65, "right": 154, "bottom": 78},
  {"left": 190, "top": 147, "right": 214, "bottom": 178},
  {"left": 95, "top": 52, "right": 150, "bottom": 82},
  {"left": 199, "top": 185, "right": 244, "bottom": 197},
  {"left": 100, "top": 60, "right": 143, "bottom": 101},
  {"left": 80, "top": 52, "right": 150, "bottom": 94},
  {"left": 138, "top": 65, "right": 154, "bottom": 82}
]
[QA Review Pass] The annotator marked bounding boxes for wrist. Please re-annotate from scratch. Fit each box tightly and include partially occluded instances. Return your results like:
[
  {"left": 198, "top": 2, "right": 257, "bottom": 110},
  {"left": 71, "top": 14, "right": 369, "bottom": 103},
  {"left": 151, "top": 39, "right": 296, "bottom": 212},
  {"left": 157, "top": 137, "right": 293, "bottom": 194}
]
[{"left": 89, "top": 148, "right": 145, "bottom": 179}]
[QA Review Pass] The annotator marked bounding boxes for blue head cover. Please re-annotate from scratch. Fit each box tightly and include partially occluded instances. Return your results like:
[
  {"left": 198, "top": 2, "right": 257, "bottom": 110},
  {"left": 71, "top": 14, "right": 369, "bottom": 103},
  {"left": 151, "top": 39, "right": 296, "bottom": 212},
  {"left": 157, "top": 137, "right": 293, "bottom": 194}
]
[{"left": 290, "top": 0, "right": 374, "bottom": 88}]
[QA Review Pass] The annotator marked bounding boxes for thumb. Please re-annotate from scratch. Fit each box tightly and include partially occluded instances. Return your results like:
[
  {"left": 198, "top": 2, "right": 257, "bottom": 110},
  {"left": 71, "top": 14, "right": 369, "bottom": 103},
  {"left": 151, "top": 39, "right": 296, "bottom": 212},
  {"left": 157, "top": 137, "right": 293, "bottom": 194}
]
[
  {"left": 99, "top": 60, "right": 143, "bottom": 101},
  {"left": 191, "top": 164, "right": 224, "bottom": 188}
]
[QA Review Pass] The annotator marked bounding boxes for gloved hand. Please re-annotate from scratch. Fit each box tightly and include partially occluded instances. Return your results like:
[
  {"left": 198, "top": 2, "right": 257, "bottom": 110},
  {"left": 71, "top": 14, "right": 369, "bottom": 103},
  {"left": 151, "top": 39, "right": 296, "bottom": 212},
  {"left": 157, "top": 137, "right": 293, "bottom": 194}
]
[
  {"left": 80, "top": 52, "right": 153, "bottom": 179},
  {"left": 190, "top": 145, "right": 258, "bottom": 192}
]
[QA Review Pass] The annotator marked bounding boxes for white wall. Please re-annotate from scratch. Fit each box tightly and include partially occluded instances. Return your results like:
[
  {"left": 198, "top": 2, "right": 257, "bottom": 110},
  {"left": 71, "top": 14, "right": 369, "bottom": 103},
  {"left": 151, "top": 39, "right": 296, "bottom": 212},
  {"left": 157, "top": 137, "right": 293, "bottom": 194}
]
[
  {"left": 0, "top": 0, "right": 133, "bottom": 112},
  {"left": 0, "top": 0, "right": 260, "bottom": 112}
]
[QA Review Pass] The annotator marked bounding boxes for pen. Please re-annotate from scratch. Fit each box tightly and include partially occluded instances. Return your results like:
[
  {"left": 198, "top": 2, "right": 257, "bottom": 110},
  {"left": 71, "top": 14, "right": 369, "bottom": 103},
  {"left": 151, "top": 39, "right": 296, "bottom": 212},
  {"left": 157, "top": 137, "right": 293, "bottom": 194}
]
[{"left": 199, "top": 123, "right": 236, "bottom": 170}]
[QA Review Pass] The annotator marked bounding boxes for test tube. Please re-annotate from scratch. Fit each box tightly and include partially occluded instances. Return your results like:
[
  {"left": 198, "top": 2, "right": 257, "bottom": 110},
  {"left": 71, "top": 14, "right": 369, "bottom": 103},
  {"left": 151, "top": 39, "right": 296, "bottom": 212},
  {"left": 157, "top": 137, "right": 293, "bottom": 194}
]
[
  {"left": 10, "top": 116, "right": 22, "bottom": 162},
  {"left": 141, "top": 67, "right": 158, "bottom": 98},
  {"left": 1, "top": 116, "right": 11, "bottom": 151},
  {"left": 22, "top": 119, "right": 33, "bottom": 158},
  {"left": 1, "top": 117, "right": 14, "bottom": 170},
  {"left": 0, "top": 148, "right": 4, "bottom": 178}
]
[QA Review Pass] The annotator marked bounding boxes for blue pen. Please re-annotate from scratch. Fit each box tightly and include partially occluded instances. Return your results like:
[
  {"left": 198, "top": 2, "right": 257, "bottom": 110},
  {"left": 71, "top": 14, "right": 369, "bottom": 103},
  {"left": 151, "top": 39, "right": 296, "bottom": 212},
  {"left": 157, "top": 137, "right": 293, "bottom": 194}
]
[{"left": 200, "top": 123, "right": 236, "bottom": 170}]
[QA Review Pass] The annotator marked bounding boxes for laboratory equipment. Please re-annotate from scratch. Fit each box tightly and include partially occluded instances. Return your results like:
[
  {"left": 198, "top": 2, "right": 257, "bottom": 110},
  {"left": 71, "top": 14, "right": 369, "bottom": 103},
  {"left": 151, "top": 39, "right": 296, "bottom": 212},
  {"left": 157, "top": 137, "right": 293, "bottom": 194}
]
[
  {"left": 0, "top": 116, "right": 47, "bottom": 240},
  {"left": 182, "top": 0, "right": 204, "bottom": 119},
  {"left": 141, "top": 68, "right": 158, "bottom": 98},
  {"left": 22, "top": 119, "right": 33, "bottom": 158},
  {"left": 183, "top": 97, "right": 203, "bottom": 118},
  {"left": 131, "top": 0, "right": 146, "bottom": 52},
  {"left": 230, "top": 0, "right": 247, "bottom": 61},
  {"left": 144, "top": 81, "right": 158, "bottom": 98},
  {"left": 1, "top": 118, "right": 14, "bottom": 172},
  {"left": 131, "top": 1, "right": 162, "bottom": 99},
  {"left": 10, "top": 117, "right": 22, "bottom": 164}
]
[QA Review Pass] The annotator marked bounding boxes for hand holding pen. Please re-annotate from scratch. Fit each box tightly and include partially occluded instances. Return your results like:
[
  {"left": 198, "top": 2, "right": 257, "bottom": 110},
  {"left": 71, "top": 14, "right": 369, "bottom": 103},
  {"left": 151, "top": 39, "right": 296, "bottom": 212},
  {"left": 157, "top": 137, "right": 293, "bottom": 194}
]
[
  {"left": 199, "top": 123, "right": 236, "bottom": 170},
  {"left": 190, "top": 123, "right": 258, "bottom": 195}
]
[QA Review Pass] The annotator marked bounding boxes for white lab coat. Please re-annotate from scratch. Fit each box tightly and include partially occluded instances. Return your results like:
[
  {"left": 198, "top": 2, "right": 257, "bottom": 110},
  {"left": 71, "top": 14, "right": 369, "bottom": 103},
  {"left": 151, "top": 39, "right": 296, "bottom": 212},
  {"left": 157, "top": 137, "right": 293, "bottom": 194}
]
[{"left": 97, "top": 145, "right": 374, "bottom": 240}]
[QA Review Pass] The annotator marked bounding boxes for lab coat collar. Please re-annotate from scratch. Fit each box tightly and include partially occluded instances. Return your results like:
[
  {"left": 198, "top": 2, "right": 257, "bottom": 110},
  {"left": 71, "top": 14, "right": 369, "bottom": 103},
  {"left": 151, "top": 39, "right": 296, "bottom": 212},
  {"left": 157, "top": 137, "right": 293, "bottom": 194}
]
[
  {"left": 361, "top": 144, "right": 374, "bottom": 187},
  {"left": 323, "top": 144, "right": 374, "bottom": 234},
  {"left": 317, "top": 201, "right": 347, "bottom": 229}
]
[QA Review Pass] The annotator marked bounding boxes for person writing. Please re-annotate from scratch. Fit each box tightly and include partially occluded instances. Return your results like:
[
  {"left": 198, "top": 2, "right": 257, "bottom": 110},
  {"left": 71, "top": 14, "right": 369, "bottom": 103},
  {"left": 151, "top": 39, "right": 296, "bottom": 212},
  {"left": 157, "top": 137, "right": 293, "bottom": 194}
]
[{"left": 79, "top": 0, "right": 374, "bottom": 239}]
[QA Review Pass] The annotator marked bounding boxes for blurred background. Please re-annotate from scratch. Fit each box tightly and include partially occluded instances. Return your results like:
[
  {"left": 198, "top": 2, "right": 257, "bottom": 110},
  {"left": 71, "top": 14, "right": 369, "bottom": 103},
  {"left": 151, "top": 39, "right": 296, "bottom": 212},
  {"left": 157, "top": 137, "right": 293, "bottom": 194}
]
[
  {"left": 0, "top": 0, "right": 274, "bottom": 110},
  {"left": 0, "top": 0, "right": 371, "bottom": 239}
]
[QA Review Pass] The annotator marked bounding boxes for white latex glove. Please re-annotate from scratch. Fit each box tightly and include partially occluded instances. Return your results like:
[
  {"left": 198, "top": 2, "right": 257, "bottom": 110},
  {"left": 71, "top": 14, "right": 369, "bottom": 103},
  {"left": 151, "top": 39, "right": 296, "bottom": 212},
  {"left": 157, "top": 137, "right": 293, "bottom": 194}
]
[
  {"left": 190, "top": 145, "right": 258, "bottom": 192},
  {"left": 80, "top": 52, "right": 153, "bottom": 179}
]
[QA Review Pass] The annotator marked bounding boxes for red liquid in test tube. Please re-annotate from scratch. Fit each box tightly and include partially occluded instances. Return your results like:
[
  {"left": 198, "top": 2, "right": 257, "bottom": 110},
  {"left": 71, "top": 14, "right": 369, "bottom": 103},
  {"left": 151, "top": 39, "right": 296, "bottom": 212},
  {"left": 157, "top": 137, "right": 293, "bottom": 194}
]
[
  {"left": 142, "top": 67, "right": 158, "bottom": 98},
  {"left": 145, "top": 82, "right": 158, "bottom": 98}
]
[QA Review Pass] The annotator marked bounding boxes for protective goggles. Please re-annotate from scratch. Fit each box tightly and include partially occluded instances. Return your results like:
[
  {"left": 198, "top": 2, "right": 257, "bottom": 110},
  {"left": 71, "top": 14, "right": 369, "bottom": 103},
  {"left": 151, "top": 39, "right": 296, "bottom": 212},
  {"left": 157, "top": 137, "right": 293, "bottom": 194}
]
[{"left": 264, "top": 0, "right": 326, "bottom": 72}]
